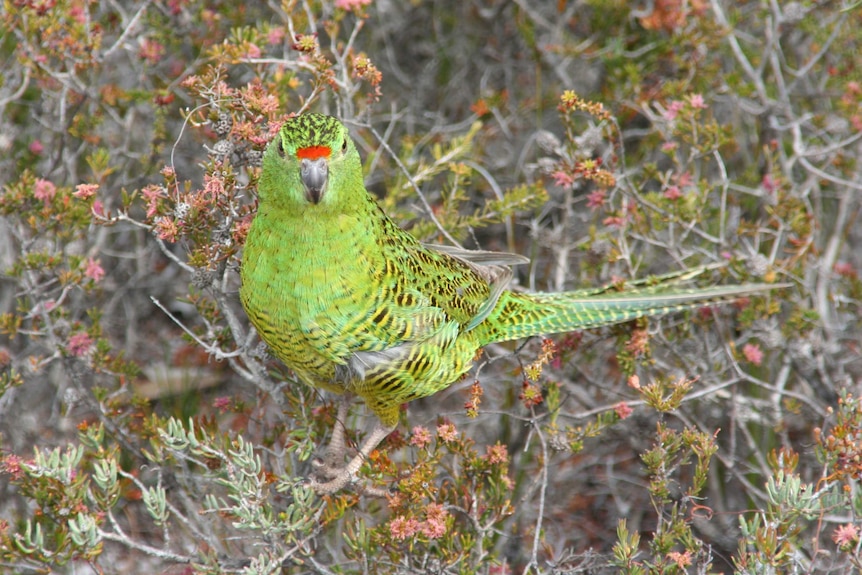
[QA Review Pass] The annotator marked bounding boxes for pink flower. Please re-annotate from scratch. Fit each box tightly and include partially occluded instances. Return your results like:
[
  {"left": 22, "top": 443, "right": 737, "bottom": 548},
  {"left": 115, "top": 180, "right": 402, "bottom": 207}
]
[
  {"left": 761, "top": 174, "right": 779, "bottom": 193},
  {"left": 84, "top": 258, "right": 105, "bottom": 283},
  {"left": 743, "top": 343, "right": 763, "bottom": 366},
  {"left": 614, "top": 401, "right": 633, "bottom": 419},
  {"left": 155, "top": 217, "right": 179, "bottom": 242},
  {"left": 139, "top": 38, "right": 165, "bottom": 65},
  {"left": 676, "top": 172, "right": 693, "bottom": 186},
  {"left": 69, "top": 3, "right": 86, "bottom": 24},
  {"left": 203, "top": 173, "right": 225, "bottom": 199},
  {"left": 1, "top": 454, "right": 25, "bottom": 480},
  {"left": 661, "top": 141, "right": 677, "bottom": 152},
  {"left": 166, "top": 0, "right": 183, "bottom": 15},
  {"left": 663, "top": 185, "right": 682, "bottom": 200},
  {"left": 667, "top": 551, "right": 692, "bottom": 568},
  {"left": 551, "top": 170, "right": 574, "bottom": 188},
  {"left": 664, "top": 100, "right": 684, "bottom": 120},
  {"left": 389, "top": 516, "right": 419, "bottom": 540},
  {"left": 92, "top": 200, "right": 105, "bottom": 217},
  {"left": 586, "top": 189, "right": 606, "bottom": 209},
  {"left": 67, "top": 333, "right": 94, "bottom": 357},
  {"left": 74, "top": 183, "right": 99, "bottom": 199},
  {"left": 602, "top": 216, "right": 625, "bottom": 228},
  {"left": 335, "top": 0, "right": 372, "bottom": 11},
  {"left": 29, "top": 140, "right": 44, "bottom": 154},
  {"left": 688, "top": 93, "right": 706, "bottom": 109},
  {"left": 213, "top": 396, "right": 232, "bottom": 413},
  {"left": 244, "top": 43, "right": 261, "bottom": 59},
  {"left": 410, "top": 426, "right": 431, "bottom": 448},
  {"left": 833, "top": 523, "right": 860, "bottom": 547},
  {"left": 436, "top": 422, "right": 458, "bottom": 442},
  {"left": 834, "top": 262, "right": 857, "bottom": 279},
  {"left": 485, "top": 442, "right": 509, "bottom": 465},
  {"left": 142, "top": 185, "right": 166, "bottom": 218},
  {"left": 33, "top": 179, "right": 56, "bottom": 203},
  {"left": 425, "top": 503, "right": 447, "bottom": 520},
  {"left": 267, "top": 27, "right": 286, "bottom": 45},
  {"left": 420, "top": 503, "right": 449, "bottom": 539}
]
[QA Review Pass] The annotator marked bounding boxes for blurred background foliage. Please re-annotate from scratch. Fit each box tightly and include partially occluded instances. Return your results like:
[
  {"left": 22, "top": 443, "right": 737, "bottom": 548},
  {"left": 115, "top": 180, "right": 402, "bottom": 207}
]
[{"left": 1, "top": 0, "right": 861, "bottom": 573}]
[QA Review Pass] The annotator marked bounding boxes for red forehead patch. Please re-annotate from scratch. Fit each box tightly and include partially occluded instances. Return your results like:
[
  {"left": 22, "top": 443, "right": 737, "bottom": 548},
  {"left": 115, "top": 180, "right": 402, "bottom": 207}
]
[{"left": 296, "top": 145, "right": 331, "bottom": 160}]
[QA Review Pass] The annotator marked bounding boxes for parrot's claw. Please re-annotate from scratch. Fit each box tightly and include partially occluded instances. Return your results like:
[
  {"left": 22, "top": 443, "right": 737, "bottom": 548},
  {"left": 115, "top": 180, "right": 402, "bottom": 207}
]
[
  {"left": 305, "top": 420, "right": 397, "bottom": 496},
  {"left": 306, "top": 470, "right": 390, "bottom": 498},
  {"left": 310, "top": 457, "right": 344, "bottom": 481},
  {"left": 306, "top": 468, "right": 356, "bottom": 495}
]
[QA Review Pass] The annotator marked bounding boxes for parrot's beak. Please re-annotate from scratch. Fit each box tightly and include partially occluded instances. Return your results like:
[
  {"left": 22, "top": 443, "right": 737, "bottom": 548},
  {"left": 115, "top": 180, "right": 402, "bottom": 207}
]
[{"left": 300, "top": 157, "right": 329, "bottom": 204}]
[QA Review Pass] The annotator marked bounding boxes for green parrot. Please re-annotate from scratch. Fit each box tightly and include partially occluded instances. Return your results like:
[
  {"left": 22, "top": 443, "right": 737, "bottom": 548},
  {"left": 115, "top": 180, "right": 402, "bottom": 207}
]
[{"left": 240, "top": 113, "right": 783, "bottom": 494}]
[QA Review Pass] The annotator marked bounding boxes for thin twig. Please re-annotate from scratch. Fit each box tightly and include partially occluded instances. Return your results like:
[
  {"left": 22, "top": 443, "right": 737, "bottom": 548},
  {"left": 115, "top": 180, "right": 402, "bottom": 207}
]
[{"left": 362, "top": 122, "right": 463, "bottom": 247}]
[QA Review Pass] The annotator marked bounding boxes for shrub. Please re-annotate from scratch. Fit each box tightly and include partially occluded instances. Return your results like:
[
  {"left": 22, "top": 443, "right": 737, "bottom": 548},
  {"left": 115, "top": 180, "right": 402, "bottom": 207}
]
[{"left": 1, "top": 1, "right": 860, "bottom": 573}]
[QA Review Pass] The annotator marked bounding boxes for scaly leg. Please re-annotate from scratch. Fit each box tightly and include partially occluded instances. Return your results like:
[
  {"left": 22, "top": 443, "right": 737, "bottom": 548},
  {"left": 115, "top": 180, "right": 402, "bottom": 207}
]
[
  {"left": 311, "top": 394, "right": 353, "bottom": 481},
  {"left": 309, "top": 419, "right": 395, "bottom": 495}
]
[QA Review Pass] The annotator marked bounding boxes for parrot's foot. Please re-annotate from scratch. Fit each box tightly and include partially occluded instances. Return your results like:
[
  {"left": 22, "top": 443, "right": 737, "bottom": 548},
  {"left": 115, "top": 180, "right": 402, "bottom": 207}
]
[
  {"left": 310, "top": 395, "right": 352, "bottom": 480},
  {"left": 307, "top": 471, "right": 390, "bottom": 497},
  {"left": 307, "top": 466, "right": 356, "bottom": 494},
  {"left": 307, "top": 421, "right": 395, "bottom": 496},
  {"left": 309, "top": 457, "right": 343, "bottom": 482}
]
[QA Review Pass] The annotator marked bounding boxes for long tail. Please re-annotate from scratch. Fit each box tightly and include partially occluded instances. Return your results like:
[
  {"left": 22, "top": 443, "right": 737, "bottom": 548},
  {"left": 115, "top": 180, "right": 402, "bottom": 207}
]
[{"left": 473, "top": 282, "right": 785, "bottom": 346}]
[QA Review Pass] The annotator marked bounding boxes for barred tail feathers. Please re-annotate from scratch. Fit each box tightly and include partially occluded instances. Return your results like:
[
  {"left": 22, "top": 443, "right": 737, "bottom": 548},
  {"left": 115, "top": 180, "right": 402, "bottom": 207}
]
[{"left": 473, "top": 284, "right": 781, "bottom": 346}]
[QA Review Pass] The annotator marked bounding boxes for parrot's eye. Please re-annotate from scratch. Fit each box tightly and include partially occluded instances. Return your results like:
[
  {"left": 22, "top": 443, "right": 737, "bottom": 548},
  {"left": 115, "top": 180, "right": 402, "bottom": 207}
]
[
  {"left": 276, "top": 139, "right": 285, "bottom": 159},
  {"left": 341, "top": 138, "right": 348, "bottom": 153}
]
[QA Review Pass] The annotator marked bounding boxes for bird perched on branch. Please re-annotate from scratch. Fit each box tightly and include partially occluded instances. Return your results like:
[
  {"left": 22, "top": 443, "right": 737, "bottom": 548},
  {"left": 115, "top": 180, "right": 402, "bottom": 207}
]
[{"left": 240, "top": 113, "right": 783, "bottom": 494}]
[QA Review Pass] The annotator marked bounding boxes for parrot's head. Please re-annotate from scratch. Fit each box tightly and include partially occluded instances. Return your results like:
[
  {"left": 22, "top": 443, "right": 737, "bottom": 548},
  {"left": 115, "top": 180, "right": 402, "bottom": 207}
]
[{"left": 259, "top": 113, "right": 363, "bottom": 210}]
